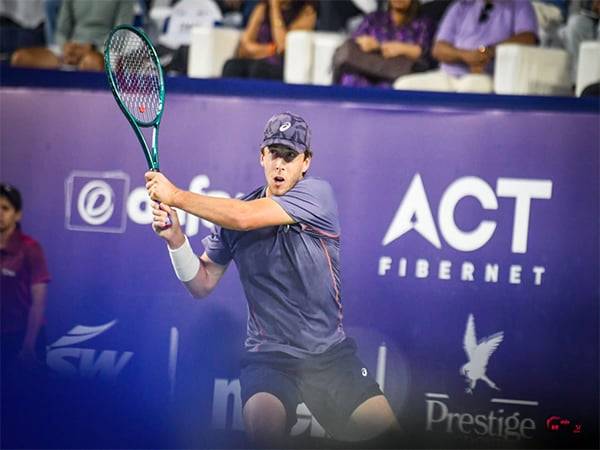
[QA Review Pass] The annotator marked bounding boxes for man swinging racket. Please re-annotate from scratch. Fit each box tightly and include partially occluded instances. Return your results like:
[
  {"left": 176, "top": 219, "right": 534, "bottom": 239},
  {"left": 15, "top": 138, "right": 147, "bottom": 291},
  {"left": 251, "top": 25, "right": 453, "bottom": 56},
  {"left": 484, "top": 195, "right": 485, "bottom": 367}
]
[{"left": 145, "top": 112, "right": 400, "bottom": 447}]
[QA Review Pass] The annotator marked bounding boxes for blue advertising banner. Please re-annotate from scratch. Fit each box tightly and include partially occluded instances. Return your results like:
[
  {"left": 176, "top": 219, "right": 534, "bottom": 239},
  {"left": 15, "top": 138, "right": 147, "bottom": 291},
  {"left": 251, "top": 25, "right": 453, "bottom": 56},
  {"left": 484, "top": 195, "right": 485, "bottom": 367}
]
[{"left": 1, "top": 78, "right": 598, "bottom": 449}]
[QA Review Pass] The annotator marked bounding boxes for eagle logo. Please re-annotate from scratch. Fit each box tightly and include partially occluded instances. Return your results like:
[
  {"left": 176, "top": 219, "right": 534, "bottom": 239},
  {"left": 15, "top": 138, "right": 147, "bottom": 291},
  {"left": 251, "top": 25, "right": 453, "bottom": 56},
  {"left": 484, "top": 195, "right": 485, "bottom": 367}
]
[{"left": 460, "top": 314, "right": 504, "bottom": 394}]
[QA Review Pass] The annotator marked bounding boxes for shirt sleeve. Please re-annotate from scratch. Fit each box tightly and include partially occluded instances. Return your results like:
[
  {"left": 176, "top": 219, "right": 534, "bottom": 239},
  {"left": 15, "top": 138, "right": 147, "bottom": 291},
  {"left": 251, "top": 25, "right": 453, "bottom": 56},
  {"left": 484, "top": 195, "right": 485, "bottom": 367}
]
[
  {"left": 26, "top": 241, "right": 51, "bottom": 285},
  {"left": 351, "top": 12, "right": 375, "bottom": 39},
  {"left": 415, "top": 17, "right": 434, "bottom": 55},
  {"left": 434, "top": 0, "right": 462, "bottom": 44},
  {"left": 271, "top": 178, "right": 340, "bottom": 237},
  {"left": 512, "top": 0, "right": 538, "bottom": 36},
  {"left": 202, "top": 226, "right": 233, "bottom": 266}
]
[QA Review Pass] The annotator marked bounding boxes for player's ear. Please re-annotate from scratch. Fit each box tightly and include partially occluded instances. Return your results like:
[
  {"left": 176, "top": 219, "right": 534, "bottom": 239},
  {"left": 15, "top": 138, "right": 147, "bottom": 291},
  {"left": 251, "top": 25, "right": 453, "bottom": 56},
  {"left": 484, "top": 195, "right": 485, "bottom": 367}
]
[
  {"left": 259, "top": 147, "right": 267, "bottom": 167},
  {"left": 301, "top": 152, "right": 311, "bottom": 173}
]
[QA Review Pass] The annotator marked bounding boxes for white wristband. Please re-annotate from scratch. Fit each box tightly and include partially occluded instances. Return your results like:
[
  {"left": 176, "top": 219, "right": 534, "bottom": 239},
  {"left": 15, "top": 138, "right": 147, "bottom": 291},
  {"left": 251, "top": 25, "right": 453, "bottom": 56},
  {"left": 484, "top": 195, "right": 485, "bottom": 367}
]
[{"left": 168, "top": 236, "right": 200, "bottom": 282}]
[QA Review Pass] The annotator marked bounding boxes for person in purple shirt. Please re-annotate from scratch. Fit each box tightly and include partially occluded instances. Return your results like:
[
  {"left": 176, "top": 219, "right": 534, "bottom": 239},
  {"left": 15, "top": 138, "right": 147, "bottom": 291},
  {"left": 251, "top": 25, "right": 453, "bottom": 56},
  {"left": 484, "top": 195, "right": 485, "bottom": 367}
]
[
  {"left": 338, "top": 0, "right": 435, "bottom": 88},
  {"left": 145, "top": 112, "right": 400, "bottom": 447},
  {"left": 394, "top": 0, "right": 538, "bottom": 93}
]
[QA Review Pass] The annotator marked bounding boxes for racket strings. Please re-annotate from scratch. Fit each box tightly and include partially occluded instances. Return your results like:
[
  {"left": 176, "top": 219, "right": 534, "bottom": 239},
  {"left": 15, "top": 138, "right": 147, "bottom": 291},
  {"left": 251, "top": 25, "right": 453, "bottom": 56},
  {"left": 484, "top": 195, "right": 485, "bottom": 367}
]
[{"left": 108, "top": 29, "right": 162, "bottom": 124}]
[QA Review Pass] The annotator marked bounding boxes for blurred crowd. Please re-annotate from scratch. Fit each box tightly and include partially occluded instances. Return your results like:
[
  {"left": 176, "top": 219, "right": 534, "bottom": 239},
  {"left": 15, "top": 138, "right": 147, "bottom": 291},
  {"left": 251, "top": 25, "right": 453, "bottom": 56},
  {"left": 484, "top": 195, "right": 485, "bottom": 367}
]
[{"left": 1, "top": 0, "right": 598, "bottom": 95}]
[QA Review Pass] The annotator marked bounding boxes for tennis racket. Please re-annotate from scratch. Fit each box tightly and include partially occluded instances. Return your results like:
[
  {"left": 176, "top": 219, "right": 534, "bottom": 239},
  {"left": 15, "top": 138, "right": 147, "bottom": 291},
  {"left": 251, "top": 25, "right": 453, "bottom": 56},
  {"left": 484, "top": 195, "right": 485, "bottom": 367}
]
[
  {"left": 104, "top": 25, "right": 171, "bottom": 225},
  {"left": 104, "top": 24, "right": 165, "bottom": 172}
]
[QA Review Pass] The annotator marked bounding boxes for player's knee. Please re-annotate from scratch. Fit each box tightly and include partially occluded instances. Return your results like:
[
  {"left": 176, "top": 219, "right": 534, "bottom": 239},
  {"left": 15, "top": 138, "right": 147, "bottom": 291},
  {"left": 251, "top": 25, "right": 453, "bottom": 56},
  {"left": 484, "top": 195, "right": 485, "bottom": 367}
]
[
  {"left": 243, "top": 393, "right": 287, "bottom": 447},
  {"left": 340, "top": 395, "right": 400, "bottom": 442}
]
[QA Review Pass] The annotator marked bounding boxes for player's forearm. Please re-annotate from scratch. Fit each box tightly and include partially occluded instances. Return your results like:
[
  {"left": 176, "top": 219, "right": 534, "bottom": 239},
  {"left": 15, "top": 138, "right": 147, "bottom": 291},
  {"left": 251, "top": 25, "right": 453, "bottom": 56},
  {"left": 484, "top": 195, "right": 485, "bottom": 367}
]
[
  {"left": 184, "top": 259, "right": 216, "bottom": 298},
  {"left": 172, "top": 190, "right": 252, "bottom": 231}
]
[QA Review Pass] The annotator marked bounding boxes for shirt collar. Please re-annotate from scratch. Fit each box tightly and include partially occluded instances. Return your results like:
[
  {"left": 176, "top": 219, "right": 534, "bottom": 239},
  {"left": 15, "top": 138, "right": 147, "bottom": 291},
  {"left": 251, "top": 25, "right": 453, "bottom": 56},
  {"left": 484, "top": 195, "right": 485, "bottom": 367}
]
[{"left": 2, "top": 228, "right": 23, "bottom": 254}]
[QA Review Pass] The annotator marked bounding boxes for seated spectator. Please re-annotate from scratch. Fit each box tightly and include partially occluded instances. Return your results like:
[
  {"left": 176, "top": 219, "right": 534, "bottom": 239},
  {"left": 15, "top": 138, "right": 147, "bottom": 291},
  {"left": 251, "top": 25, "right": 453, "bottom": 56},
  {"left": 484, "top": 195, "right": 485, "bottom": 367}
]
[
  {"left": 334, "top": 0, "right": 434, "bottom": 88},
  {"left": 154, "top": 0, "right": 223, "bottom": 75},
  {"left": 556, "top": 0, "right": 599, "bottom": 84},
  {"left": 0, "top": 0, "right": 46, "bottom": 59},
  {"left": 10, "top": 0, "right": 135, "bottom": 72},
  {"left": 532, "top": 0, "right": 568, "bottom": 46},
  {"left": 393, "top": 0, "right": 538, "bottom": 93},
  {"left": 222, "top": 0, "right": 317, "bottom": 80}
]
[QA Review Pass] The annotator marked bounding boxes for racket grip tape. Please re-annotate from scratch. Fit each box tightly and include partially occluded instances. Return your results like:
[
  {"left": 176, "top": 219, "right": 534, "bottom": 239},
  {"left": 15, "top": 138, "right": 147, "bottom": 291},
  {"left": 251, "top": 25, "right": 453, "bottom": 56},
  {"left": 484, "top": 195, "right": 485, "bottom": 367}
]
[{"left": 151, "top": 168, "right": 172, "bottom": 227}]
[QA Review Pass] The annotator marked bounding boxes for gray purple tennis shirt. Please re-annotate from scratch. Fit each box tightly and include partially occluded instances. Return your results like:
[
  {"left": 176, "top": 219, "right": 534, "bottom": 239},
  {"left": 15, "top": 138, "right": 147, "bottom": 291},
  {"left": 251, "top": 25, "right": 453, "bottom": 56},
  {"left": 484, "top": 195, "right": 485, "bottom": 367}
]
[{"left": 202, "top": 177, "right": 345, "bottom": 358}]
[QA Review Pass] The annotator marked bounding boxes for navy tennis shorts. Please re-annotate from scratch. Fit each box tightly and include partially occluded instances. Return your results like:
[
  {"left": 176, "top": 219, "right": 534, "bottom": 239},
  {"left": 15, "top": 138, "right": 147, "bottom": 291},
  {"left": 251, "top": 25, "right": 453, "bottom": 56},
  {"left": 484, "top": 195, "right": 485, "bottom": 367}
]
[{"left": 239, "top": 338, "right": 383, "bottom": 439}]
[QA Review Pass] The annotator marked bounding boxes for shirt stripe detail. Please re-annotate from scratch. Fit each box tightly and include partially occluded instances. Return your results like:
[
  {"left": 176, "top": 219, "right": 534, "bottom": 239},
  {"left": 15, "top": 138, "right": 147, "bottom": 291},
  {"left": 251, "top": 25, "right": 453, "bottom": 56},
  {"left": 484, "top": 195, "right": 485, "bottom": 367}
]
[{"left": 319, "top": 238, "right": 343, "bottom": 326}]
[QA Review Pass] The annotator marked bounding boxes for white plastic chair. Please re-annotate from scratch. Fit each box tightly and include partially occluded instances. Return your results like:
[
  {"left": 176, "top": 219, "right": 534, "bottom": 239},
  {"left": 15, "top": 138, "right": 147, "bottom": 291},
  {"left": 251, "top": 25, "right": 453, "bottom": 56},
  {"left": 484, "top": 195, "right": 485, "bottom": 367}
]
[
  {"left": 575, "top": 41, "right": 600, "bottom": 96},
  {"left": 187, "top": 26, "right": 242, "bottom": 78},
  {"left": 284, "top": 31, "right": 347, "bottom": 85},
  {"left": 494, "top": 44, "right": 571, "bottom": 96}
]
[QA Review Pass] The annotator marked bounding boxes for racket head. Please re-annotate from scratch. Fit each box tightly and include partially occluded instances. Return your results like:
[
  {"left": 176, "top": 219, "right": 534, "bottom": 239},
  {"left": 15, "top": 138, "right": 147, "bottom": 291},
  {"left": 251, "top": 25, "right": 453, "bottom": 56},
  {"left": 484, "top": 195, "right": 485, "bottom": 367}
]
[{"left": 104, "top": 25, "right": 165, "bottom": 128}]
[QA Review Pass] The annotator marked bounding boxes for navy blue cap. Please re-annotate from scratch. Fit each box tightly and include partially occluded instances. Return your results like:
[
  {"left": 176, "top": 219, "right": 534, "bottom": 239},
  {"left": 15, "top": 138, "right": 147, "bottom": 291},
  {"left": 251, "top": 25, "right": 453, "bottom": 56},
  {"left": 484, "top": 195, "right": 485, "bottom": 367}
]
[{"left": 261, "top": 112, "right": 311, "bottom": 153}]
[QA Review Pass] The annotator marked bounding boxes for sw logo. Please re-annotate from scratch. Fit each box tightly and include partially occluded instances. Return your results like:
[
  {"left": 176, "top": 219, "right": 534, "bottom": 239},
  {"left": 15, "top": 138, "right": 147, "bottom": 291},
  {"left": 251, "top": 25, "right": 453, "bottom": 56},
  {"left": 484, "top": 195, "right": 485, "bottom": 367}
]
[
  {"left": 47, "top": 320, "right": 133, "bottom": 380},
  {"left": 461, "top": 314, "right": 504, "bottom": 394}
]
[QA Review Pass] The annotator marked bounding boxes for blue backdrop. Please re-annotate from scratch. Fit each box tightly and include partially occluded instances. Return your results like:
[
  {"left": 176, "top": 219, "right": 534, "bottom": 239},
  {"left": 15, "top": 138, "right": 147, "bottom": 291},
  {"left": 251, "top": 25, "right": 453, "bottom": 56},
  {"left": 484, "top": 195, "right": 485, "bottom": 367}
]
[{"left": 1, "top": 70, "right": 598, "bottom": 449}]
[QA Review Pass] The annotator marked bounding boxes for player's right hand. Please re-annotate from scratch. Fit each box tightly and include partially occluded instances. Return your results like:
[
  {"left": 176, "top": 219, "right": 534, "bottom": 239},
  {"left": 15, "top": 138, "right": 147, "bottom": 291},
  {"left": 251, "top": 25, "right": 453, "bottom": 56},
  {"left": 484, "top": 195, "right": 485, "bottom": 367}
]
[{"left": 151, "top": 202, "right": 183, "bottom": 243}]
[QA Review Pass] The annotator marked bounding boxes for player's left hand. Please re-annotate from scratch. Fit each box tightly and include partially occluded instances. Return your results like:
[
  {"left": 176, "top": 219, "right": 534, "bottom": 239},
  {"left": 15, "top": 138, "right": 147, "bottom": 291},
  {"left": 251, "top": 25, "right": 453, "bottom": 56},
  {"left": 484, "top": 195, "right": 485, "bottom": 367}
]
[{"left": 145, "top": 171, "right": 180, "bottom": 205}]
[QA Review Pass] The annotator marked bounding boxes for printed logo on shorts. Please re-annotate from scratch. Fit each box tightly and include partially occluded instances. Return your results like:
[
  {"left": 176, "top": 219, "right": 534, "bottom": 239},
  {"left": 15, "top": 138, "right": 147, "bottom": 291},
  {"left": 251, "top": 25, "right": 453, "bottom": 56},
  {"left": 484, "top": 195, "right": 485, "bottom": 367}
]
[
  {"left": 279, "top": 122, "right": 291, "bottom": 132},
  {"left": 361, "top": 368, "right": 368, "bottom": 377}
]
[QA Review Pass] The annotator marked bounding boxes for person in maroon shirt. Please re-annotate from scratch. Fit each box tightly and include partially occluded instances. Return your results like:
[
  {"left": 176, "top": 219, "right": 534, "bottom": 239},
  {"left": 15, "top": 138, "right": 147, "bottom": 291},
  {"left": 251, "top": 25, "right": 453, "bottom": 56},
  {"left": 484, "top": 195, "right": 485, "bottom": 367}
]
[
  {"left": 0, "top": 182, "right": 50, "bottom": 358},
  {"left": 1, "top": 183, "right": 51, "bottom": 447}
]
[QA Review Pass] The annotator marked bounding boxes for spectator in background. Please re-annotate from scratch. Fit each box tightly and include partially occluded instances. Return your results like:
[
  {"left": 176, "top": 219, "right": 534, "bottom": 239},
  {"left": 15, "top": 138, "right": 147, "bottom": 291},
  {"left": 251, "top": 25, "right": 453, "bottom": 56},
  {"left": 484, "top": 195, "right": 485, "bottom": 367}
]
[
  {"left": 0, "top": 0, "right": 46, "bottom": 59},
  {"left": 531, "top": 0, "right": 568, "bottom": 46},
  {"left": 44, "top": 0, "right": 63, "bottom": 46},
  {"left": 393, "top": 0, "right": 538, "bottom": 93},
  {"left": 317, "top": 0, "right": 377, "bottom": 33},
  {"left": 222, "top": 0, "right": 317, "bottom": 80},
  {"left": 556, "top": 0, "right": 600, "bottom": 84},
  {"left": 1, "top": 183, "right": 51, "bottom": 448},
  {"left": 335, "top": 0, "right": 434, "bottom": 88},
  {"left": 154, "top": 0, "right": 223, "bottom": 74},
  {"left": 10, "top": 0, "right": 135, "bottom": 71}
]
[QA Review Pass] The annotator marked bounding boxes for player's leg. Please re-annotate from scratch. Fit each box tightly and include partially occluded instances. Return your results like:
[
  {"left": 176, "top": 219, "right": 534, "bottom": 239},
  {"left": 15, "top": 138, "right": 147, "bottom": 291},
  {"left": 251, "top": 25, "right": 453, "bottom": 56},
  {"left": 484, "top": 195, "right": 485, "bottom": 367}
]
[
  {"left": 243, "top": 392, "right": 287, "bottom": 447},
  {"left": 240, "top": 353, "right": 301, "bottom": 448},
  {"left": 344, "top": 394, "right": 401, "bottom": 442},
  {"left": 300, "top": 338, "right": 401, "bottom": 445}
]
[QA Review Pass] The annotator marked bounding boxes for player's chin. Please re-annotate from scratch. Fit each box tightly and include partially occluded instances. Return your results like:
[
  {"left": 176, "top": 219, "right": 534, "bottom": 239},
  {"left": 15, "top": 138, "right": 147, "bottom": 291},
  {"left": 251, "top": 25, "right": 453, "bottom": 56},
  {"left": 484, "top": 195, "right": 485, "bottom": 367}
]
[{"left": 269, "top": 182, "right": 289, "bottom": 196}]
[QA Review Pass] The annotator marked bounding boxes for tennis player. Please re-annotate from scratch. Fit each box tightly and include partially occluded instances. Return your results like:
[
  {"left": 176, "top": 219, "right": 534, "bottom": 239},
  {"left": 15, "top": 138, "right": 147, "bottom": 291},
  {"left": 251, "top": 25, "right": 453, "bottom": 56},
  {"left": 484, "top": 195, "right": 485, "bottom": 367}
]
[{"left": 146, "top": 112, "right": 400, "bottom": 447}]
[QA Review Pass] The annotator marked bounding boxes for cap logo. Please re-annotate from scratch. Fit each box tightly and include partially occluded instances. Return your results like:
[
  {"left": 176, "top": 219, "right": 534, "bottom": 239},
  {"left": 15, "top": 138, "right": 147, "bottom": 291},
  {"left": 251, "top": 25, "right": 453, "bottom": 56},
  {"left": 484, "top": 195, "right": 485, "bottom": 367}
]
[{"left": 279, "top": 122, "right": 291, "bottom": 132}]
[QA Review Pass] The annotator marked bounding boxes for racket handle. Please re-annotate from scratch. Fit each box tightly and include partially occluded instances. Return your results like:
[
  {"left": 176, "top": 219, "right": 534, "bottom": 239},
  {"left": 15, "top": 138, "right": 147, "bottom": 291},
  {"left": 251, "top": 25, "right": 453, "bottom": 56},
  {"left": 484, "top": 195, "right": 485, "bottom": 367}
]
[
  {"left": 151, "top": 167, "right": 172, "bottom": 227},
  {"left": 163, "top": 204, "right": 172, "bottom": 227}
]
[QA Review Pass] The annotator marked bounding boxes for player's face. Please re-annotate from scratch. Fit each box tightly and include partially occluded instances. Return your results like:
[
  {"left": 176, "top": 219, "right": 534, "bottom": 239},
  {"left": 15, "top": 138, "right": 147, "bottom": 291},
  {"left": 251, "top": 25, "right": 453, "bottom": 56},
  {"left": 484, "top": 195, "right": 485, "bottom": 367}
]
[
  {"left": 260, "top": 146, "right": 311, "bottom": 196},
  {"left": 0, "top": 197, "right": 21, "bottom": 234}
]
